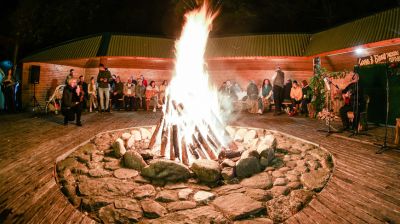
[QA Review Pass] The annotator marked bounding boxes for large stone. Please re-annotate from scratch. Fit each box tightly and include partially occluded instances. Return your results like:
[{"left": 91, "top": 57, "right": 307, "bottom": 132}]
[
  {"left": 104, "top": 160, "right": 121, "bottom": 171},
  {"left": 112, "top": 138, "right": 126, "bottom": 158},
  {"left": 212, "top": 193, "right": 265, "bottom": 220},
  {"left": 235, "top": 150, "right": 261, "bottom": 178},
  {"left": 133, "top": 184, "right": 156, "bottom": 199},
  {"left": 221, "top": 167, "right": 235, "bottom": 181},
  {"left": 300, "top": 169, "right": 330, "bottom": 191},
  {"left": 127, "top": 135, "right": 136, "bottom": 149},
  {"left": 266, "top": 196, "right": 292, "bottom": 223},
  {"left": 131, "top": 130, "right": 142, "bottom": 141},
  {"left": 288, "top": 189, "right": 314, "bottom": 213},
  {"left": 93, "top": 133, "right": 113, "bottom": 151},
  {"left": 234, "top": 218, "right": 273, "bottom": 224},
  {"left": 178, "top": 188, "right": 193, "bottom": 200},
  {"left": 243, "top": 129, "right": 257, "bottom": 144},
  {"left": 121, "top": 132, "right": 131, "bottom": 141},
  {"left": 113, "top": 168, "right": 139, "bottom": 179},
  {"left": 167, "top": 201, "right": 197, "bottom": 212},
  {"left": 78, "top": 178, "right": 136, "bottom": 196},
  {"left": 270, "top": 186, "right": 290, "bottom": 197},
  {"left": 245, "top": 188, "right": 273, "bottom": 201},
  {"left": 193, "top": 191, "right": 215, "bottom": 204},
  {"left": 256, "top": 135, "right": 276, "bottom": 162},
  {"left": 99, "top": 204, "right": 142, "bottom": 224},
  {"left": 273, "top": 177, "right": 288, "bottom": 186},
  {"left": 81, "top": 196, "right": 113, "bottom": 212},
  {"left": 234, "top": 128, "right": 247, "bottom": 142},
  {"left": 155, "top": 190, "right": 178, "bottom": 202},
  {"left": 214, "top": 184, "right": 246, "bottom": 196},
  {"left": 141, "top": 199, "right": 167, "bottom": 218},
  {"left": 56, "top": 157, "right": 78, "bottom": 172},
  {"left": 190, "top": 159, "right": 221, "bottom": 183},
  {"left": 123, "top": 150, "right": 147, "bottom": 171},
  {"left": 240, "top": 172, "right": 273, "bottom": 189},
  {"left": 88, "top": 168, "right": 112, "bottom": 178},
  {"left": 140, "top": 128, "right": 152, "bottom": 140},
  {"left": 144, "top": 205, "right": 227, "bottom": 224},
  {"left": 221, "top": 159, "right": 235, "bottom": 168},
  {"left": 141, "top": 159, "right": 191, "bottom": 182}
]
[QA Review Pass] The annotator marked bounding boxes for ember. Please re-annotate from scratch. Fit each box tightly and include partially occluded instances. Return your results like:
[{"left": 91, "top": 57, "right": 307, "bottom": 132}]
[{"left": 149, "top": 2, "right": 232, "bottom": 165}]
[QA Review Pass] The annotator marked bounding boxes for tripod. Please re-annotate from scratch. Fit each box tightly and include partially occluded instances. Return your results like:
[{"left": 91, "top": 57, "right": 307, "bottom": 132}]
[
  {"left": 31, "top": 82, "right": 42, "bottom": 112},
  {"left": 375, "top": 62, "right": 394, "bottom": 154},
  {"left": 317, "top": 78, "right": 339, "bottom": 137}
]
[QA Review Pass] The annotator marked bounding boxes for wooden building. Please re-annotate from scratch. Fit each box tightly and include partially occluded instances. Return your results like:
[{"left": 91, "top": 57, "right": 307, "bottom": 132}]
[{"left": 21, "top": 8, "right": 400, "bottom": 118}]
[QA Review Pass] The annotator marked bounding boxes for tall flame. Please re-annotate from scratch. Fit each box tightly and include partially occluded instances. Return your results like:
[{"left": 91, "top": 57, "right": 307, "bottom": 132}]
[{"left": 158, "top": 2, "right": 228, "bottom": 164}]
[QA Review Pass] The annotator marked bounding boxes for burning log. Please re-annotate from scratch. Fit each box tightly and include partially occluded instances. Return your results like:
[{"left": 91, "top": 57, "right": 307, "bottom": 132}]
[
  {"left": 172, "top": 125, "right": 180, "bottom": 158},
  {"left": 192, "top": 136, "right": 207, "bottom": 159},
  {"left": 160, "top": 125, "right": 169, "bottom": 157},
  {"left": 148, "top": 116, "right": 164, "bottom": 149},
  {"left": 181, "top": 137, "right": 189, "bottom": 165},
  {"left": 169, "top": 128, "right": 175, "bottom": 160},
  {"left": 196, "top": 131, "right": 217, "bottom": 160},
  {"left": 218, "top": 149, "right": 243, "bottom": 160}
]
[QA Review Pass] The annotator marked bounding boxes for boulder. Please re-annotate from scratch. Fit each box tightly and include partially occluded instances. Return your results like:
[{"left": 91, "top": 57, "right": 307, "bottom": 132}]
[
  {"left": 235, "top": 150, "right": 262, "bottom": 178},
  {"left": 121, "top": 132, "right": 131, "bottom": 141},
  {"left": 112, "top": 138, "right": 126, "bottom": 158},
  {"left": 234, "top": 129, "right": 247, "bottom": 142},
  {"left": 178, "top": 188, "right": 193, "bottom": 200},
  {"left": 133, "top": 184, "right": 156, "bottom": 199},
  {"left": 256, "top": 135, "right": 276, "bottom": 164},
  {"left": 212, "top": 193, "right": 265, "bottom": 220},
  {"left": 273, "top": 178, "right": 288, "bottom": 186},
  {"left": 245, "top": 188, "right": 273, "bottom": 202},
  {"left": 266, "top": 196, "right": 292, "bottom": 223},
  {"left": 56, "top": 157, "right": 78, "bottom": 172},
  {"left": 214, "top": 184, "right": 246, "bottom": 196},
  {"left": 78, "top": 178, "right": 136, "bottom": 196},
  {"left": 123, "top": 150, "right": 147, "bottom": 171},
  {"left": 155, "top": 190, "right": 178, "bottom": 202},
  {"left": 140, "top": 128, "right": 152, "bottom": 140},
  {"left": 243, "top": 129, "right": 257, "bottom": 144},
  {"left": 221, "top": 167, "right": 235, "bottom": 181},
  {"left": 167, "top": 201, "right": 197, "bottom": 212},
  {"left": 140, "top": 149, "right": 154, "bottom": 160},
  {"left": 88, "top": 168, "right": 112, "bottom": 178},
  {"left": 104, "top": 160, "right": 121, "bottom": 171},
  {"left": 193, "top": 191, "right": 215, "bottom": 204},
  {"left": 131, "top": 130, "right": 142, "bottom": 141},
  {"left": 141, "top": 199, "right": 167, "bottom": 218},
  {"left": 287, "top": 181, "right": 302, "bottom": 190},
  {"left": 99, "top": 204, "right": 142, "bottom": 224},
  {"left": 300, "top": 169, "right": 330, "bottom": 191},
  {"left": 190, "top": 159, "right": 221, "bottom": 183},
  {"left": 221, "top": 159, "right": 235, "bottom": 168},
  {"left": 127, "top": 136, "right": 136, "bottom": 149},
  {"left": 270, "top": 186, "right": 290, "bottom": 197},
  {"left": 288, "top": 189, "right": 314, "bottom": 213},
  {"left": 141, "top": 159, "right": 191, "bottom": 182},
  {"left": 226, "top": 126, "right": 236, "bottom": 138},
  {"left": 240, "top": 172, "right": 273, "bottom": 189},
  {"left": 113, "top": 168, "right": 139, "bottom": 179},
  {"left": 81, "top": 196, "right": 113, "bottom": 212}
]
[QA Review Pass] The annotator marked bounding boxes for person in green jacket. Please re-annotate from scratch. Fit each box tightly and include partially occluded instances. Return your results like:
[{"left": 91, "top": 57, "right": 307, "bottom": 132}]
[{"left": 97, "top": 64, "right": 112, "bottom": 112}]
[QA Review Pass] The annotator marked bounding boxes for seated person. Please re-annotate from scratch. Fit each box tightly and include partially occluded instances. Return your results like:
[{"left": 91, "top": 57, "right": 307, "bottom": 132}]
[
  {"left": 258, "top": 79, "right": 273, "bottom": 114},
  {"left": 289, "top": 80, "right": 303, "bottom": 116},
  {"left": 339, "top": 74, "right": 364, "bottom": 131},
  {"left": 301, "top": 80, "right": 312, "bottom": 117},
  {"left": 135, "top": 79, "right": 146, "bottom": 110},
  {"left": 124, "top": 78, "right": 136, "bottom": 111},
  {"left": 112, "top": 76, "right": 124, "bottom": 109},
  {"left": 146, "top": 81, "right": 161, "bottom": 112}
]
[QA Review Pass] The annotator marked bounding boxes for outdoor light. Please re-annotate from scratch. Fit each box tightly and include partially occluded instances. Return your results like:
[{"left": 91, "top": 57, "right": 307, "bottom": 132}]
[{"left": 355, "top": 47, "right": 365, "bottom": 55}]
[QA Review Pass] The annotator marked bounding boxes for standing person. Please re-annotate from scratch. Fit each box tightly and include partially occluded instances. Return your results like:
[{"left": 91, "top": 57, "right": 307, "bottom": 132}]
[
  {"left": 246, "top": 80, "right": 259, "bottom": 114},
  {"left": 159, "top": 80, "right": 168, "bottom": 104},
  {"left": 111, "top": 76, "right": 124, "bottom": 109},
  {"left": 272, "top": 67, "right": 285, "bottom": 115},
  {"left": 146, "top": 81, "right": 160, "bottom": 112},
  {"left": 289, "top": 81, "right": 303, "bottom": 116},
  {"left": 3, "top": 69, "right": 15, "bottom": 113},
  {"left": 97, "top": 64, "right": 112, "bottom": 112},
  {"left": 61, "top": 78, "right": 82, "bottom": 126},
  {"left": 78, "top": 75, "right": 88, "bottom": 111},
  {"left": 301, "top": 80, "right": 312, "bottom": 117},
  {"left": 258, "top": 79, "right": 273, "bottom": 114},
  {"left": 284, "top": 79, "right": 292, "bottom": 101},
  {"left": 140, "top": 74, "right": 148, "bottom": 87},
  {"left": 339, "top": 74, "right": 364, "bottom": 131},
  {"left": 124, "top": 78, "right": 136, "bottom": 111},
  {"left": 88, "top": 77, "right": 97, "bottom": 112},
  {"left": 135, "top": 79, "right": 146, "bottom": 110},
  {"left": 65, "top": 69, "right": 75, "bottom": 85},
  {"left": 0, "top": 67, "right": 5, "bottom": 112}
]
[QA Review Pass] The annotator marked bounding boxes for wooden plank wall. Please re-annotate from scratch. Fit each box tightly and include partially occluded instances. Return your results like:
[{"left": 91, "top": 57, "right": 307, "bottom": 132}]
[{"left": 21, "top": 63, "right": 84, "bottom": 109}]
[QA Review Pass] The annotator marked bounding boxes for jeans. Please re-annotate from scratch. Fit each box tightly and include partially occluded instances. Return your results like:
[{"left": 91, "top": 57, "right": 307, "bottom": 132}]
[
  {"left": 124, "top": 96, "right": 136, "bottom": 111},
  {"left": 273, "top": 85, "right": 284, "bottom": 112},
  {"left": 98, "top": 87, "right": 110, "bottom": 110}
]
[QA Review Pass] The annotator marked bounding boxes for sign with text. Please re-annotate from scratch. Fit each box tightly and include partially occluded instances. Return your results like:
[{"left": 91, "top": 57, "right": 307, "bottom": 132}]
[{"left": 357, "top": 50, "right": 400, "bottom": 66}]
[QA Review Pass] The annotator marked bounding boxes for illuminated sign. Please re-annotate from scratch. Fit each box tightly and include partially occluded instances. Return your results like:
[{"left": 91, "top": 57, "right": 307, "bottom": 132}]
[{"left": 357, "top": 50, "right": 400, "bottom": 66}]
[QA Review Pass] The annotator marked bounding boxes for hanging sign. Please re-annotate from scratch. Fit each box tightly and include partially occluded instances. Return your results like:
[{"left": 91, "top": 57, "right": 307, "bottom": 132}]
[{"left": 357, "top": 50, "right": 400, "bottom": 66}]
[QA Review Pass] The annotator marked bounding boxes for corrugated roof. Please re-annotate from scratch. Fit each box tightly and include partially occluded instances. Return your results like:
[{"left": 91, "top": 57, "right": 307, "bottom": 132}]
[
  {"left": 22, "top": 8, "right": 400, "bottom": 62},
  {"left": 23, "top": 35, "right": 102, "bottom": 62},
  {"left": 305, "top": 7, "right": 400, "bottom": 56},
  {"left": 206, "top": 34, "right": 311, "bottom": 57},
  {"left": 107, "top": 35, "right": 175, "bottom": 58}
]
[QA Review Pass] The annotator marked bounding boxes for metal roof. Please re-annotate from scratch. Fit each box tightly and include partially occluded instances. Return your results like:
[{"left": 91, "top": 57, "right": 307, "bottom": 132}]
[
  {"left": 22, "top": 8, "right": 400, "bottom": 62},
  {"left": 22, "top": 35, "right": 102, "bottom": 62},
  {"left": 305, "top": 7, "right": 400, "bottom": 56}
]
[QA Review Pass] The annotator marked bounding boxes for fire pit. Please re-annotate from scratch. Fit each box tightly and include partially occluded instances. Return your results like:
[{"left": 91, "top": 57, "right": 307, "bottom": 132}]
[
  {"left": 56, "top": 3, "right": 334, "bottom": 223},
  {"left": 56, "top": 125, "right": 334, "bottom": 223}
]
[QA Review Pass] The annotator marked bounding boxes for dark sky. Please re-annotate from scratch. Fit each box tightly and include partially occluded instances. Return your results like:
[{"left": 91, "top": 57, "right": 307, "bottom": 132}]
[{"left": 0, "top": 0, "right": 398, "bottom": 60}]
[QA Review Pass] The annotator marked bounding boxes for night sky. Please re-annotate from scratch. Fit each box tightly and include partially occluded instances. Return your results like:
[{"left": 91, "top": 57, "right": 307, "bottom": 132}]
[{"left": 0, "top": 0, "right": 398, "bottom": 61}]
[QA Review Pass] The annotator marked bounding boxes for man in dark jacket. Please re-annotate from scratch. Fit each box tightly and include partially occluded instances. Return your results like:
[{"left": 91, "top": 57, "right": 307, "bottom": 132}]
[
  {"left": 78, "top": 75, "right": 88, "bottom": 110},
  {"left": 272, "top": 67, "right": 285, "bottom": 115},
  {"left": 62, "top": 78, "right": 82, "bottom": 126},
  {"left": 97, "top": 64, "right": 112, "bottom": 112}
]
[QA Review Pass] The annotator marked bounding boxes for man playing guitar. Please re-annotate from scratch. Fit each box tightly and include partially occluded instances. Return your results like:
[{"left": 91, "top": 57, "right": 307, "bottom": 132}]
[{"left": 339, "top": 73, "right": 364, "bottom": 131}]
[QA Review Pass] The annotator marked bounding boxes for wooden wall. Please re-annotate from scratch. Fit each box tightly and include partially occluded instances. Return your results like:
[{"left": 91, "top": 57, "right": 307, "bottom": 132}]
[{"left": 21, "top": 63, "right": 84, "bottom": 109}]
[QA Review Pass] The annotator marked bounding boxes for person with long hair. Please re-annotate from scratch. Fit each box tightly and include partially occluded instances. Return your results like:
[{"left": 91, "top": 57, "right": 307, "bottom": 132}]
[
  {"left": 61, "top": 78, "right": 82, "bottom": 126},
  {"left": 159, "top": 80, "right": 168, "bottom": 104},
  {"left": 88, "top": 77, "right": 97, "bottom": 112},
  {"left": 258, "top": 79, "right": 273, "bottom": 114},
  {"left": 289, "top": 80, "right": 303, "bottom": 116},
  {"left": 146, "top": 81, "right": 161, "bottom": 112}
]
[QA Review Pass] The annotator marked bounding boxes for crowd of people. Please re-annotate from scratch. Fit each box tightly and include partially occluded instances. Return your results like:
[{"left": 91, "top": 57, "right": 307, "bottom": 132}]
[
  {"left": 218, "top": 68, "right": 313, "bottom": 117},
  {"left": 61, "top": 64, "right": 168, "bottom": 126}
]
